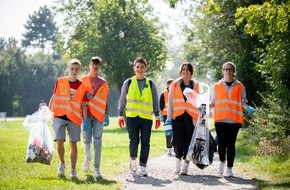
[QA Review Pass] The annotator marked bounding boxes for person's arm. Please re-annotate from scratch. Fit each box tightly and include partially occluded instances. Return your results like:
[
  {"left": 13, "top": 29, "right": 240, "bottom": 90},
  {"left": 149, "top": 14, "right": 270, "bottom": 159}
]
[
  {"left": 118, "top": 79, "right": 130, "bottom": 116},
  {"left": 48, "top": 80, "right": 58, "bottom": 110},
  {"left": 159, "top": 93, "right": 165, "bottom": 111},
  {"left": 81, "top": 101, "right": 88, "bottom": 119},
  {"left": 151, "top": 81, "right": 160, "bottom": 117},
  {"left": 166, "top": 83, "right": 173, "bottom": 121}
]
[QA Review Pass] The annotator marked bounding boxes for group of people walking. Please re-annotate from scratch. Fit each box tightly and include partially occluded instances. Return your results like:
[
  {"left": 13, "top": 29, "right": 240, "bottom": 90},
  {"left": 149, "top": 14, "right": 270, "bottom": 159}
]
[{"left": 48, "top": 55, "right": 255, "bottom": 179}]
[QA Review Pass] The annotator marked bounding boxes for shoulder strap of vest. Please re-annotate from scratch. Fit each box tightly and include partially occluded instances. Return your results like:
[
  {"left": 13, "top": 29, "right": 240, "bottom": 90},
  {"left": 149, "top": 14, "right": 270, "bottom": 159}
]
[{"left": 127, "top": 78, "right": 152, "bottom": 88}]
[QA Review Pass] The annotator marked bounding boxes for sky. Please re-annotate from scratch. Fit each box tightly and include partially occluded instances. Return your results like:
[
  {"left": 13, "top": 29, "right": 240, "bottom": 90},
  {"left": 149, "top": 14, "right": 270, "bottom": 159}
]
[
  {"left": 0, "top": 0, "right": 186, "bottom": 43},
  {"left": 0, "top": 0, "right": 53, "bottom": 41}
]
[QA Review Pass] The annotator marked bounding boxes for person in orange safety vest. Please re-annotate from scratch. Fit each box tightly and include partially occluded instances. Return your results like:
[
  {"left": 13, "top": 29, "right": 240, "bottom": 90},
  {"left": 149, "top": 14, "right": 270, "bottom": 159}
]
[
  {"left": 209, "top": 61, "right": 255, "bottom": 177},
  {"left": 165, "top": 62, "right": 200, "bottom": 175},
  {"left": 159, "top": 78, "right": 174, "bottom": 155},
  {"left": 80, "top": 56, "right": 109, "bottom": 178},
  {"left": 49, "top": 58, "right": 88, "bottom": 179}
]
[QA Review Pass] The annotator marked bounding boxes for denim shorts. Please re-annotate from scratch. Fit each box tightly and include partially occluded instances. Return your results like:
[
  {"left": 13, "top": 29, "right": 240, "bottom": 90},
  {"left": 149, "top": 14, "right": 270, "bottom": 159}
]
[{"left": 52, "top": 117, "right": 81, "bottom": 142}]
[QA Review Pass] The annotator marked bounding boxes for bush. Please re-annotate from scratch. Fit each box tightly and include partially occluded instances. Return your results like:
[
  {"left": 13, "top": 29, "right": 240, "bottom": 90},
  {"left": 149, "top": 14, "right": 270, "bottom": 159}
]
[{"left": 246, "top": 94, "right": 290, "bottom": 156}]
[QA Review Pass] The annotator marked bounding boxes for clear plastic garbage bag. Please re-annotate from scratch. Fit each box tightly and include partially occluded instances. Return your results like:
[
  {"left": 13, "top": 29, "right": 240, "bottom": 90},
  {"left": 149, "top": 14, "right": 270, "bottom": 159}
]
[
  {"left": 184, "top": 83, "right": 215, "bottom": 169},
  {"left": 23, "top": 106, "right": 54, "bottom": 165}
]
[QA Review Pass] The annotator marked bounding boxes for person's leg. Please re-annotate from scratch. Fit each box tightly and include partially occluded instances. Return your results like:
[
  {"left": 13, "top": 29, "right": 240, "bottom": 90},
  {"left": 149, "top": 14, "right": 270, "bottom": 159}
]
[
  {"left": 57, "top": 140, "right": 65, "bottom": 164},
  {"left": 83, "top": 117, "right": 93, "bottom": 161},
  {"left": 52, "top": 117, "right": 67, "bottom": 173},
  {"left": 69, "top": 141, "right": 78, "bottom": 170},
  {"left": 172, "top": 116, "right": 185, "bottom": 159},
  {"left": 139, "top": 118, "right": 152, "bottom": 167},
  {"left": 92, "top": 119, "right": 103, "bottom": 170},
  {"left": 126, "top": 117, "right": 140, "bottom": 160},
  {"left": 126, "top": 117, "right": 140, "bottom": 173},
  {"left": 215, "top": 122, "right": 226, "bottom": 162},
  {"left": 67, "top": 121, "right": 81, "bottom": 177},
  {"left": 183, "top": 112, "right": 195, "bottom": 160},
  {"left": 226, "top": 123, "right": 240, "bottom": 168}
]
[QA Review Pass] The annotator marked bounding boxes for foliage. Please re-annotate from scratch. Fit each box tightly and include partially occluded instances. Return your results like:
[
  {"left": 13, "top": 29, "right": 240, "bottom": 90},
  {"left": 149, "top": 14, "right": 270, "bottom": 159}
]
[
  {"left": 0, "top": 118, "right": 165, "bottom": 189},
  {"left": 53, "top": 0, "right": 167, "bottom": 90},
  {"left": 235, "top": 0, "right": 290, "bottom": 107},
  {"left": 182, "top": 0, "right": 267, "bottom": 105},
  {"left": 22, "top": 6, "right": 58, "bottom": 52},
  {"left": 0, "top": 38, "right": 64, "bottom": 116},
  {"left": 245, "top": 93, "right": 290, "bottom": 156}
]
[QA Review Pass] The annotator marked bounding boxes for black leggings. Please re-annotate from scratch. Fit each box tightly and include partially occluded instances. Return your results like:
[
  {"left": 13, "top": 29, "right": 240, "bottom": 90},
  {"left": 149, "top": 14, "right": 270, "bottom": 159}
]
[
  {"left": 215, "top": 122, "right": 241, "bottom": 168},
  {"left": 172, "top": 112, "right": 195, "bottom": 160}
]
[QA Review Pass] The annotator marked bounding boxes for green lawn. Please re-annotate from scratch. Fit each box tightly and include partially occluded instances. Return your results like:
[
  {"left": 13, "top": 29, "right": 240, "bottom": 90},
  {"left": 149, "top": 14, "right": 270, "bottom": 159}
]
[
  {"left": 0, "top": 118, "right": 165, "bottom": 190},
  {"left": 0, "top": 118, "right": 289, "bottom": 190}
]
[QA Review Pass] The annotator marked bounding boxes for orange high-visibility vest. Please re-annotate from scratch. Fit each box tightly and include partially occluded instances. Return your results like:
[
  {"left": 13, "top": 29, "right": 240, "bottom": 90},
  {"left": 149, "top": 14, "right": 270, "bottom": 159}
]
[
  {"left": 171, "top": 79, "right": 200, "bottom": 120},
  {"left": 80, "top": 75, "right": 109, "bottom": 123},
  {"left": 161, "top": 90, "right": 169, "bottom": 116},
  {"left": 213, "top": 81, "right": 244, "bottom": 124},
  {"left": 51, "top": 77, "right": 87, "bottom": 126}
]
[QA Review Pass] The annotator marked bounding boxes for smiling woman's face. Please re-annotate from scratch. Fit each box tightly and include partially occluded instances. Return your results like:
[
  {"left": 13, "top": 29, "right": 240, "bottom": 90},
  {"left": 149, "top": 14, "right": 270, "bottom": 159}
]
[
  {"left": 222, "top": 63, "right": 235, "bottom": 82},
  {"left": 134, "top": 62, "right": 146, "bottom": 79}
]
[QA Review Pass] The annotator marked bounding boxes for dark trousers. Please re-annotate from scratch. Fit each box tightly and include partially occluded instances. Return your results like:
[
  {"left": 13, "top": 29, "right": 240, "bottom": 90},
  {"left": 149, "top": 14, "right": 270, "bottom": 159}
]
[
  {"left": 215, "top": 122, "right": 241, "bottom": 168},
  {"left": 126, "top": 116, "right": 152, "bottom": 167},
  {"left": 172, "top": 112, "right": 195, "bottom": 160}
]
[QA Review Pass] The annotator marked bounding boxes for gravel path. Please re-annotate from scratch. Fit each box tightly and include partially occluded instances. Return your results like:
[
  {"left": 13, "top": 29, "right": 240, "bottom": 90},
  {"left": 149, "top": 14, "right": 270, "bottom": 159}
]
[{"left": 117, "top": 152, "right": 258, "bottom": 190}]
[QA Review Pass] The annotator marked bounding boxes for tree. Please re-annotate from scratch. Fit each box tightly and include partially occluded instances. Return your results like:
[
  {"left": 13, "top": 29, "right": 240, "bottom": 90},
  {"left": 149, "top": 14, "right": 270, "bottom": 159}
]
[
  {"left": 22, "top": 6, "right": 58, "bottom": 52},
  {"left": 235, "top": 0, "right": 290, "bottom": 106},
  {"left": 54, "top": 0, "right": 167, "bottom": 91},
  {"left": 180, "top": 0, "right": 266, "bottom": 105}
]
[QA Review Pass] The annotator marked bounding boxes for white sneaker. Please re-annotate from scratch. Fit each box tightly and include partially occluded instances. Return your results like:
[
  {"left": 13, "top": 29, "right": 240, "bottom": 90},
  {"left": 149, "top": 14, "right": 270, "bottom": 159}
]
[
  {"left": 57, "top": 163, "right": 66, "bottom": 176},
  {"left": 167, "top": 148, "right": 172, "bottom": 155},
  {"left": 225, "top": 167, "right": 234, "bottom": 177},
  {"left": 130, "top": 159, "right": 137, "bottom": 172},
  {"left": 83, "top": 159, "right": 90, "bottom": 173},
  {"left": 219, "top": 161, "right": 226, "bottom": 176},
  {"left": 94, "top": 168, "right": 102, "bottom": 178},
  {"left": 174, "top": 158, "right": 181, "bottom": 174},
  {"left": 180, "top": 162, "right": 189, "bottom": 175},
  {"left": 70, "top": 169, "right": 77, "bottom": 179},
  {"left": 138, "top": 166, "right": 148, "bottom": 177}
]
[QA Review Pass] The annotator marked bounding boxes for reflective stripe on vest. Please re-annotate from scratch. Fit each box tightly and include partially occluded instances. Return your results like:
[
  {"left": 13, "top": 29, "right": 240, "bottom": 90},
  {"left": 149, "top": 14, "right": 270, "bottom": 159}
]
[
  {"left": 172, "top": 80, "right": 200, "bottom": 120},
  {"left": 51, "top": 77, "right": 87, "bottom": 126},
  {"left": 80, "top": 75, "right": 109, "bottom": 123},
  {"left": 213, "top": 82, "right": 244, "bottom": 124},
  {"left": 126, "top": 76, "right": 153, "bottom": 120},
  {"left": 161, "top": 90, "right": 169, "bottom": 116}
]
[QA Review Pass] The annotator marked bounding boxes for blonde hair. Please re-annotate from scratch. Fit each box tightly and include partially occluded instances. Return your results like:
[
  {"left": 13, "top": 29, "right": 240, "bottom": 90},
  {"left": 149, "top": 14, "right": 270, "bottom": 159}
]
[{"left": 68, "top": 58, "right": 81, "bottom": 66}]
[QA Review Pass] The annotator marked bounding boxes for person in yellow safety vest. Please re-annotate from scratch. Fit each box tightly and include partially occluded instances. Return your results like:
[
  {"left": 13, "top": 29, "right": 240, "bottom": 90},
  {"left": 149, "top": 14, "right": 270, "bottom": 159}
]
[
  {"left": 209, "top": 61, "right": 255, "bottom": 177},
  {"left": 118, "top": 56, "right": 160, "bottom": 177},
  {"left": 49, "top": 59, "right": 89, "bottom": 179},
  {"left": 79, "top": 56, "right": 109, "bottom": 178},
  {"left": 159, "top": 78, "right": 174, "bottom": 155},
  {"left": 165, "top": 62, "right": 200, "bottom": 175}
]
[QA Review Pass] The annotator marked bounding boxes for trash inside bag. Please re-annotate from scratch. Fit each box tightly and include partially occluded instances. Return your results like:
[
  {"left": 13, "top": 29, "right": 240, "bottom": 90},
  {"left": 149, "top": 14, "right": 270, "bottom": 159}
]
[{"left": 23, "top": 106, "right": 54, "bottom": 165}]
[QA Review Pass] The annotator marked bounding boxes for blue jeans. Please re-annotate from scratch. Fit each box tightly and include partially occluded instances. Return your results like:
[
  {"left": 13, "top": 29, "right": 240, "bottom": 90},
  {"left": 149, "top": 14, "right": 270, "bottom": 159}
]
[
  {"left": 126, "top": 116, "right": 152, "bottom": 167},
  {"left": 82, "top": 116, "right": 103, "bottom": 169}
]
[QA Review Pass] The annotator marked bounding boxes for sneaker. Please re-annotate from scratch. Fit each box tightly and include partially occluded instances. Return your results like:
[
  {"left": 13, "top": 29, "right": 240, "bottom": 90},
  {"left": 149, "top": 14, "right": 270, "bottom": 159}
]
[
  {"left": 180, "top": 162, "right": 189, "bottom": 175},
  {"left": 174, "top": 158, "right": 181, "bottom": 174},
  {"left": 138, "top": 166, "right": 148, "bottom": 177},
  {"left": 70, "top": 169, "right": 77, "bottom": 179},
  {"left": 219, "top": 161, "right": 226, "bottom": 176},
  {"left": 83, "top": 159, "right": 90, "bottom": 173},
  {"left": 94, "top": 168, "right": 102, "bottom": 178},
  {"left": 167, "top": 148, "right": 172, "bottom": 155},
  {"left": 225, "top": 167, "right": 234, "bottom": 177},
  {"left": 130, "top": 159, "right": 137, "bottom": 172},
  {"left": 57, "top": 163, "right": 66, "bottom": 176}
]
